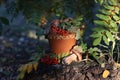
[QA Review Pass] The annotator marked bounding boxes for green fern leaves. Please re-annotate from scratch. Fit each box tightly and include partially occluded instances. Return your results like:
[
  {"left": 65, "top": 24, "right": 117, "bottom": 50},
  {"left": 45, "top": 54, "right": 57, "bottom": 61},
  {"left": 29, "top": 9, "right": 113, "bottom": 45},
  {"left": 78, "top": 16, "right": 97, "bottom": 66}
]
[{"left": 91, "top": 0, "right": 120, "bottom": 46}]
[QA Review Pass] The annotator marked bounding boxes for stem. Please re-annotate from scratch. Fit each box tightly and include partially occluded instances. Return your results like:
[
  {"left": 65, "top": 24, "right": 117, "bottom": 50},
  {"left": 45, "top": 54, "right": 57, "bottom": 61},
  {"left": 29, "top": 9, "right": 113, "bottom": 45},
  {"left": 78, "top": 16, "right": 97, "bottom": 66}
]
[
  {"left": 117, "top": 41, "right": 120, "bottom": 63},
  {"left": 111, "top": 41, "right": 115, "bottom": 62}
]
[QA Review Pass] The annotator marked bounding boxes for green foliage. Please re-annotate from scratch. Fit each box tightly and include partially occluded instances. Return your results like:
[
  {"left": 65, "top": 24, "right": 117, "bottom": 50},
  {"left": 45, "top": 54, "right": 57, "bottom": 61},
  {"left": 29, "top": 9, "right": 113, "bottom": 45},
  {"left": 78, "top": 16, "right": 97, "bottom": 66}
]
[
  {"left": 15, "top": 0, "right": 94, "bottom": 23},
  {"left": 95, "top": 0, "right": 118, "bottom": 5},
  {"left": 95, "top": 0, "right": 105, "bottom": 5},
  {"left": 93, "top": 36, "right": 102, "bottom": 46},
  {"left": 96, "top": 14, "right": 110, "bottom": 21},
  {"left": 92, "top": 0, "right": 120, "bottom": 46},
  {"left": 60, "top": 16, "right": 83, "bottom": 30},
  {"left": 88, "top": 47, "right": 103, "bottom": 64},
  {"left": 75, "top": 29, "right": 81, "bottom": 40},
  {"left": 80, "top": 40, "right": 87, "bottom": 52},
  {"left": 91, "top": 0, "right": 120, "bottom": 61},
  {"left": 60, "top": 16, "right": 84, "bottom": 40}
]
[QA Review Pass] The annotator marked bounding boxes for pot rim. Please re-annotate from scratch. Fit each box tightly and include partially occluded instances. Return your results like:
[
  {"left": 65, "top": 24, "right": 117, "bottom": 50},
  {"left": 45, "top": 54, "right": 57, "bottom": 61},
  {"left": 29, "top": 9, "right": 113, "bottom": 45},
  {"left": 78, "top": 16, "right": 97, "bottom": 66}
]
[{"left": 47, "top": 33, "right": 76, "bottom": 39}]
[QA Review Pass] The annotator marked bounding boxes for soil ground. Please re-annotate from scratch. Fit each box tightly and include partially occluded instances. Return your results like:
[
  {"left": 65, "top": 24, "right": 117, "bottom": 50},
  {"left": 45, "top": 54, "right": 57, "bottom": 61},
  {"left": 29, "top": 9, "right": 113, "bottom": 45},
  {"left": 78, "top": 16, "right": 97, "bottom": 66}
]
[{"left": 0, "top": 29, "right": 120, "bottom": 80}]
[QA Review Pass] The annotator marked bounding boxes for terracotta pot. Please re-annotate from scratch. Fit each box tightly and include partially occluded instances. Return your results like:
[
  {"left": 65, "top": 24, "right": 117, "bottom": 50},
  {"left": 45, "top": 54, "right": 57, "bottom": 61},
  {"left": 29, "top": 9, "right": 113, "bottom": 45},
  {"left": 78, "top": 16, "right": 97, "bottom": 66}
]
[{"left": 47, "top": 33, "right": 76, "bottom": 54}]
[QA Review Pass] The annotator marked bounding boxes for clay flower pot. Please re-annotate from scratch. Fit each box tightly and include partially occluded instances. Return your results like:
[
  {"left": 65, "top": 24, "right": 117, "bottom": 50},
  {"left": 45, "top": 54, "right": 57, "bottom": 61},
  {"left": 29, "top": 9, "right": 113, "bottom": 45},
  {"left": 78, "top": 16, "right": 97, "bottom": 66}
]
[{"left": 47, "top": 33, "right": 76, "bottom": 54}]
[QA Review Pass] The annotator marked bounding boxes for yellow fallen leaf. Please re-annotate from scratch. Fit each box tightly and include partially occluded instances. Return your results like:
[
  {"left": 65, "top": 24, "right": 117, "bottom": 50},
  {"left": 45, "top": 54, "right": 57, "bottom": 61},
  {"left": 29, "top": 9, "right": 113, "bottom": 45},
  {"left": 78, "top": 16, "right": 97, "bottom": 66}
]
[
  {"left": 33, "top": 62, "right": 38, "bottom": 71},
  {"left": 17, "top": 71, "right": 25, "bottom": 79},
  {"left": 27, "top": 63, "right": 33, "bottom": 73},
  {"left": 114, "top": 62, "right": 120, "bottom": 68},
  {"left": 18, "top": 64, "right": 28, "bottom": 72},
  {"left": 102, "top": 69, "right": 110, "bottom": 78}
]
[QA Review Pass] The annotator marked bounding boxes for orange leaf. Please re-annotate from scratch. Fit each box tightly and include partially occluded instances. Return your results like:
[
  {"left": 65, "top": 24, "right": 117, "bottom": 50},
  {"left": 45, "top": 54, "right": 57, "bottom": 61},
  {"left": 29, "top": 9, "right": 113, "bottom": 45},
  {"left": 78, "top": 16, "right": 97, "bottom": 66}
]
[
  {"left": 18, "top": 64, "right": 28, "bottom": 72},
  {"left": 33, "top": 62, "right": 38, "bottom": 71},
  {"left": 27, "top": 63, "right": 33, "bottom": 73}
]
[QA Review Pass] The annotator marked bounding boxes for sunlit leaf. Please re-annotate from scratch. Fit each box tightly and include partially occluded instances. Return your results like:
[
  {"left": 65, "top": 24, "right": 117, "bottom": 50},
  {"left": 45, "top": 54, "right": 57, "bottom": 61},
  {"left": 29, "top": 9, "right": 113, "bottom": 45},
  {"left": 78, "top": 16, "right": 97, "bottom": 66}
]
[
  {"left": 102, "top": 69, "right": 110, "bottom": 78},
  {"left": 99, "top": 9, "right": 111, "bottom": 15},
  {"left": 33, "top": 62, "right": 38, "bottom": 71},
  {"left": 113, "top": 14, "right": 120, "bottom": 21},
  {"left": 56, "top": 13, "right": 60, "bottom": 17},
  {"left": 109, "top": 20, "right": 118, "bottom": 28},
  {"left": 114, "top": 7, "right": 120, "bottom": 14},
  {"left": 75, "top": 29, "right": 81, "bottom": 40},
  {"left": 18, "top": 64, "right": 28, "bottom": 72},
  {"left": 100, "top": 0, "right": 104, "bottom": 5},
  {"left": 94, "top": 20, "right": 109, "bottom": 27},
  {"left": 93, "top": 37, "right": 102, "bottom": 46},
  {"left": 108, "top": 0, "right": 117, "bottom": 6},
  {"left": 103, "top": 5, "right": 114, "bottom": 10},
  {"left": 94, "top": 0, "right": 98, "bottom": 3},
  {"left": 27, "top": 63, "right": 33, "bottom": 73},
  {"left": 93, "top": 47, "right": 101, "bottom": 52},
  {"left": 96, "top": 14, "right": 110, "bottom": 21},
  {"left": 90, "top": 32, "right": 101, "bottom": 38},
  {"left": 103, "top": 36, "right": 109, "bottom": 45},
  {"left": 92, "top": 52, "right": 102, "bottom": 64},
  {"left": 106, "top": 31, "right": 114, "bottom": 41},
  {"left": 117, "top": 20, "right": 120, "bottom": 24},
  {"left": 92, "top": 26, "right": 105, "bottom": 31}
]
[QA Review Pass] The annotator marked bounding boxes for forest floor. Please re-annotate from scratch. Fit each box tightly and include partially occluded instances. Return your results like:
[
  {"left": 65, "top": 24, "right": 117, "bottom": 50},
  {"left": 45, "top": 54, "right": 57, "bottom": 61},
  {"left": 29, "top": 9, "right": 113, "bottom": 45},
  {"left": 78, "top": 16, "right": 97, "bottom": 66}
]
[{"left": 0, "top": 29, "right": 120, "bottom": 80}]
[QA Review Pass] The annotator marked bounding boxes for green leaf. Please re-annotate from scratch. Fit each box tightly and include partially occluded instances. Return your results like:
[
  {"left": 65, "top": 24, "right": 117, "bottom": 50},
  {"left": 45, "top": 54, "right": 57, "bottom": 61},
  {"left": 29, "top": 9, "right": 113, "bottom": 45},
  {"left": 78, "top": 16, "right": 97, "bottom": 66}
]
[
  {"left": 96, "top": 14, "right": 110, "bottom": 21},
  {"left": 94, "top": 0, "right": 99, "bottom": 3},
  {"left": 76, "top": 16, "right": 83, "bottom": 21},
  {"left": 81, "top": 41, "right": 87, "bottom": 51},
  {"left": 114, "top": 7, "right": 120, "bottom": 14},
  {"left": 93, "top": 47, "right": 101, "bottom": 52},
  {"left": 99, "top": 9, "right": 111, "bottom": 15},
  {"left": 90, "top": 32, "right": 101, "bottom": 38},
  {"left": 56, "top": 13, "right": 60, "bottom": 17},
  {"left": 109, "top": 20, "right": 118, "bottom": 28},
  {"left": 103, "top": 5, "right": 114, "bottom": 10},
  {"left": 93, "top": 37, "right": 102, "bottom": 46},
  {"left": 108, "top": 0, "right": 117, "bottom": 6},
  {"left": 103, "top": 36, "right": 109, "bottom": 45},
  {"left": 99, "top": 0, "right": 104, "bottom": 5},
  {"left": 75, "top": 29, "right": 81, "bottom": 40},
  {"left": 94, "top": 20, "right": 104, "bottom": 26},
  {"left": 0, "top": 17, "right": 9, "bottom": 25},
  {"left": 113, "top": 15, "right": 120, "bottom": 21},
  {"left": 92, "top": 27, "right": 105, "bottom": 31},
  {"left": 94, "top": 20, "right": 109, "bottom": 27},
  {"left": 106, "top": 31, "right": 114, "bottom": 41}
]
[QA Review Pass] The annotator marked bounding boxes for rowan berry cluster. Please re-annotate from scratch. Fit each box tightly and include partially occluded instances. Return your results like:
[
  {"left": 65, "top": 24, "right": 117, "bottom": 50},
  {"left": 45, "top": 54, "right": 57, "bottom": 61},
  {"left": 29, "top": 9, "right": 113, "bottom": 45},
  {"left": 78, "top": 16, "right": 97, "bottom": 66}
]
[
  {"left": 51, "top": 25, "right": 69, "bottom": 36},
  {"left": 41, "top": 55, "right": 58, "bottom": 65}
]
